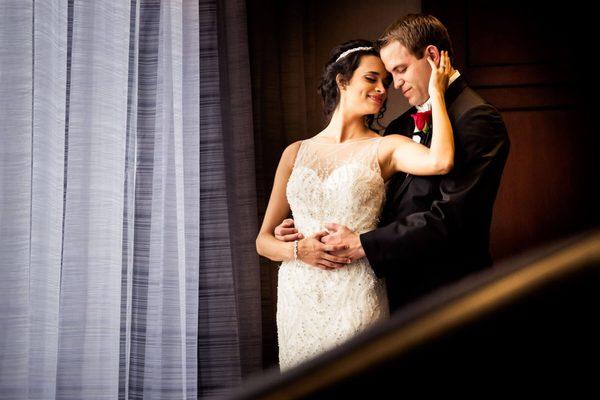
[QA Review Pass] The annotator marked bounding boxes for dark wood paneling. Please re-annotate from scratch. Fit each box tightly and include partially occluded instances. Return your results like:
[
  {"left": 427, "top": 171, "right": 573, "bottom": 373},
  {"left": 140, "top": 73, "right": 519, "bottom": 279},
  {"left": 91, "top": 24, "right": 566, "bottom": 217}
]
[
  {"left": 466, "top": 3, "right": 558, "bottom": 67},
  {"left": 475, "top": 85, "right": 577, "bottom": 110},
  {"left": 491, "top": 109, "right": 592, "bottom": 257},
  {"left": 468, "top": 64, "right": 574, "bottom": 87}
]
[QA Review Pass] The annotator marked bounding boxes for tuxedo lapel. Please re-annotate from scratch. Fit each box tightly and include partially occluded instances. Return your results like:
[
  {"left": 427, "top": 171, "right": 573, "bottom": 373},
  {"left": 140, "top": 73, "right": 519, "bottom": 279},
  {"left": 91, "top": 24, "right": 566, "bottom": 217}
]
[{"left": 444, "top": 75, "right": 467, "bottom": 107}]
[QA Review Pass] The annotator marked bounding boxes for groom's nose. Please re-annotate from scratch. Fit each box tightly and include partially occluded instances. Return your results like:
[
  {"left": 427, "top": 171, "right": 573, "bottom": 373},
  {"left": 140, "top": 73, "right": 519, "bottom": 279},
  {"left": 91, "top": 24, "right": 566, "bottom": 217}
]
[{"left": 394, "top": 77, "right": 404, "bottom": 90}]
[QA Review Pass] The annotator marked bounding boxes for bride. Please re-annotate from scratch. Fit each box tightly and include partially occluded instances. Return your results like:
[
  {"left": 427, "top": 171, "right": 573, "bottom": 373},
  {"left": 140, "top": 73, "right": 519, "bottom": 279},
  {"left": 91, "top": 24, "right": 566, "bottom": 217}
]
[{"left": 255, "top": 39, "right": 454, "bottom": 371}]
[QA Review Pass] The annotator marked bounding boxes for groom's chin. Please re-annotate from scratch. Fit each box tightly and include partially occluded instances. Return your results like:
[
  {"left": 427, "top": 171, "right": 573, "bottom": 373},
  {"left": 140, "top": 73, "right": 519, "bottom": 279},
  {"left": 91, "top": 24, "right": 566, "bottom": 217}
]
[
  {"left": 405, "top": 95, "right": 419, "bottom": 106},
  {"left": 406, "top": 98, "right": 419, "bottom": 106}
]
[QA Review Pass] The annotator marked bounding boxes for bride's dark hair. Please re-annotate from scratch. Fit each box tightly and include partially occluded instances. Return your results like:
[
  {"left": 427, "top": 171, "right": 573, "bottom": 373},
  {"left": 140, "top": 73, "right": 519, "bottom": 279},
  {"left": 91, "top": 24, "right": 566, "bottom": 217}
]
[{"left": 317, "top": 39, "right": 391, "bottom": 131}]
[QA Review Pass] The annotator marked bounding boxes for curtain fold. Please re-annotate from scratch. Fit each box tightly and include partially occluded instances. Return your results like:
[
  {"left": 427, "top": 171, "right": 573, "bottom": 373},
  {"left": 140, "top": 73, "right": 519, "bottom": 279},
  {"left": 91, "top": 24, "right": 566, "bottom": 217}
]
[
  {"left": 0, "top": 1, "right": 67, "bottom": 398},
  {"left": 1, "top": 0, "right": 201, "bottom": 398},
  {"left": 56, "top": 1, "right": 131, "bottom": 397}
]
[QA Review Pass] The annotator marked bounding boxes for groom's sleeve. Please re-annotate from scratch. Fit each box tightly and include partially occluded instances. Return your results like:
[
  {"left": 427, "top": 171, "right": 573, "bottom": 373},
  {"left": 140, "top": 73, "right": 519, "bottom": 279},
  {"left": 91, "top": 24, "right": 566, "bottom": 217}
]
[{"left": 361, "top": 104, "right": 510, "bottom": 279}]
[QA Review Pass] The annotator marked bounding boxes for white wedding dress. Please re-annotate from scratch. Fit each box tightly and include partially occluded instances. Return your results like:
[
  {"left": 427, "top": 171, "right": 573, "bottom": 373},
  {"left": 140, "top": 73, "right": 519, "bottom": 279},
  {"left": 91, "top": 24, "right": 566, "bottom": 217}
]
[{"left": 277, "top": 136, "right": 390, "bottom": 371}]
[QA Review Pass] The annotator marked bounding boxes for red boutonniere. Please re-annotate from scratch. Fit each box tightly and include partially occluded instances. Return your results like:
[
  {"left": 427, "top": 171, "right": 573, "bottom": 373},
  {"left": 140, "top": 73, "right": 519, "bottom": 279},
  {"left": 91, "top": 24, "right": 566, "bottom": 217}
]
[{"left": 411, "top": 110, "right": 432, "bottom": 134}]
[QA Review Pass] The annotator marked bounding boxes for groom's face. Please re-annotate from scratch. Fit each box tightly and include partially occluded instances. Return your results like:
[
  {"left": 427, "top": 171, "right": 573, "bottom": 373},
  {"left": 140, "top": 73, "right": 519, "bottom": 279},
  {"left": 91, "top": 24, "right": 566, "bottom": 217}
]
[{"left": 379, "top": 41, "right": 431, "bottom": 107}]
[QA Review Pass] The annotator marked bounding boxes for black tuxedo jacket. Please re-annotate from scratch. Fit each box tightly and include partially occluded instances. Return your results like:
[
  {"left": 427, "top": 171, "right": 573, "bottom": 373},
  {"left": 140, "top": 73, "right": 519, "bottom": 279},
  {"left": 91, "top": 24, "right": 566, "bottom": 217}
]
[{"left": 360, "top": 76, "right": 510, "bottom": 313}]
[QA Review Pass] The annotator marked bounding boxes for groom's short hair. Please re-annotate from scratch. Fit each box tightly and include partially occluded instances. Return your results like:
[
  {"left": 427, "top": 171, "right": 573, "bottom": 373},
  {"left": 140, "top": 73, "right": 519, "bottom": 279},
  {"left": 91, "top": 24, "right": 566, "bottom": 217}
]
[{"left": 377, "top": 14, "right": 454, "bottom": 59}]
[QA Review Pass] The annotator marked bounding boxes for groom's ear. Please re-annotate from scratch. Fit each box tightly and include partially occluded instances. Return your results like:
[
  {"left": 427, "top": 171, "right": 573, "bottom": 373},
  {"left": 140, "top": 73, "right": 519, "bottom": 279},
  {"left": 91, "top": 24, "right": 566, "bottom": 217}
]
[{"left": 425, "top": 45, "right": 440, "bottom": 65}]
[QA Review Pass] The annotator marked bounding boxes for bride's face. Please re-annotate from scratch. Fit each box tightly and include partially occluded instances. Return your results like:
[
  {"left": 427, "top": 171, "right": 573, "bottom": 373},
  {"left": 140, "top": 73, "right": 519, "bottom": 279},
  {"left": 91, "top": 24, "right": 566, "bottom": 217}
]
[{"left": 338, "top": 55, "right": 390, "bottom": 117}]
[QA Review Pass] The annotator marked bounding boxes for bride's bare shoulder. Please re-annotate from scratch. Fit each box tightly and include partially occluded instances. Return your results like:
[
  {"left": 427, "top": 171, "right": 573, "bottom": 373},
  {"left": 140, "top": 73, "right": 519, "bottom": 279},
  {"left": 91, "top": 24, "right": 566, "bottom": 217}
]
[
  {"left": 378, "top": 134, "right": 413, "bottom": 166},
  {"left": 381, "top": 133, "right": 410, "bottom": 142},
  {"left": 279, "top": 140, "right": 303, "bottom": 169},
  {"left": 380, "top": 134, "right": 411, "bottom": 151}
]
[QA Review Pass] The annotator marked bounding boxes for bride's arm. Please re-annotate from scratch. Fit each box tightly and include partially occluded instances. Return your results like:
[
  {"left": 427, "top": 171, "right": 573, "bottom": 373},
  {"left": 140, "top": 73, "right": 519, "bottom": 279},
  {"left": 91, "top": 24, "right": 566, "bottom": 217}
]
[
  {"left": 382, "top": 51, "right": 454, "bottom": 176},
  {"left": 256, "top": 142, "right": 300, "bottom": 262}
]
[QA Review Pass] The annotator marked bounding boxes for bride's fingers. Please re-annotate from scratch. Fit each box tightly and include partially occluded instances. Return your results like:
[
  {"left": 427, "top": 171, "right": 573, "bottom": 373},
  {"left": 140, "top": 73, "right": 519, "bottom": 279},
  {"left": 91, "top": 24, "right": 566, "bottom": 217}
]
[
  {"left": 317, "top": 261, "right": 338, "bottom": 270},
  {"left": 426, "top": 55, "right": 436, "bottom": 70},
  {"left": 322, "top": 252, "right": 351, "bottom": 265},
  {"left": 440, "top": 51, "right": 447, "bottom": 71},
  {"left": 312, "top": 230, "right": 329, "bottom": 241},
  {"left": 324, "top": 261, "right": 344, "bottom": 269},
  {"left": 323, "top": 244, "right": 349, "bottom": 252}
]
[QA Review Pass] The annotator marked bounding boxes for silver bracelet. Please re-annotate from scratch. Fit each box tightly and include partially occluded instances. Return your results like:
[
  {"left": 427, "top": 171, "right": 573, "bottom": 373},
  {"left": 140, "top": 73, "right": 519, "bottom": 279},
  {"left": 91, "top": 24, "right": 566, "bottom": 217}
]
[{"left": 293, "top": 240, "right": 299, "bottom": 261}]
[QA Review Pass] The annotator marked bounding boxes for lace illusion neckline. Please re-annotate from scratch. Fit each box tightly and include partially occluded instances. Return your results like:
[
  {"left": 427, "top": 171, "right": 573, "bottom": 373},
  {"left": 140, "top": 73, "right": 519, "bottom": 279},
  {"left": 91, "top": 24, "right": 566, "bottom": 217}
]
[{"left": 307, "top": 136, "right": 380, "bottom": 145}]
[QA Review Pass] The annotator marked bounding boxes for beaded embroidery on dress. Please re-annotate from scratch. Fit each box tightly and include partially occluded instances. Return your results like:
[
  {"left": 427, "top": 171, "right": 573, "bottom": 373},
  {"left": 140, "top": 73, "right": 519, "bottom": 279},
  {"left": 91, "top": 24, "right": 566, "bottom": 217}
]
[{"left": 277, "top": 136, "right": 390, "bottom": 372}]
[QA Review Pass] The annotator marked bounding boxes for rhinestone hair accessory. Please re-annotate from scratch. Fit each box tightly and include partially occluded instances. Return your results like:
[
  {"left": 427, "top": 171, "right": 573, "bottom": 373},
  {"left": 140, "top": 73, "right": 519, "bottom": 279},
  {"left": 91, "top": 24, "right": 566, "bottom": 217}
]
[{"left": 335, "top": 46, "right": 373, "bottom": 63}]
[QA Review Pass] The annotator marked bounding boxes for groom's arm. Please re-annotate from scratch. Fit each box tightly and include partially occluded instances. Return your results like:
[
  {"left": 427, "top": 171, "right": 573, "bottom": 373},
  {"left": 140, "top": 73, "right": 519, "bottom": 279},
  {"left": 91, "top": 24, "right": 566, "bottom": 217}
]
[{"left": 361, "top": 104, "right": 510, "bottom": 279}]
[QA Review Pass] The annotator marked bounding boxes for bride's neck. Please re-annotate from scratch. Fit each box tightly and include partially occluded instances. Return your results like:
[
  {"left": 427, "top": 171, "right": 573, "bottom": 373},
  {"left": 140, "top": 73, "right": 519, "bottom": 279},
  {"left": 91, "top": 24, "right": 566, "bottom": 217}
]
[{"left": 322, "top": 108, "right": 369, "bottom": 143}]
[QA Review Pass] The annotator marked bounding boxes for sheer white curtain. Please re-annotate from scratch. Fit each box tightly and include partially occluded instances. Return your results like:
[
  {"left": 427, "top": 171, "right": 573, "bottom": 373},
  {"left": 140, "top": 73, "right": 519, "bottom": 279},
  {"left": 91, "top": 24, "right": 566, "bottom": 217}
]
[{"left": 0, "top": 0, "right": 199, "bottom": 398}]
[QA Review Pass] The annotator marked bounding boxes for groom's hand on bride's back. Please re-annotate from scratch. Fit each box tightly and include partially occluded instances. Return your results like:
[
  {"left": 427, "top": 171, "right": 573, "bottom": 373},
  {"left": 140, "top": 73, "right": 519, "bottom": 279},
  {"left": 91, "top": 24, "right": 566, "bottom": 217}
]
[{"left": 274, "top": 218, "right": 304, "bottom": 241}]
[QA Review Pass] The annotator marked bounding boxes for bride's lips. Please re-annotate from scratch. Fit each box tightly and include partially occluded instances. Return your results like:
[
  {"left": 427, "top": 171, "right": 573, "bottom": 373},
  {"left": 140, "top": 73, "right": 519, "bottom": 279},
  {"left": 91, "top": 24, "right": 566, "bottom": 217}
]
[
  {"left": 402, "top": 87, "right": 412, "bottom": 96},
  {"left": 368, "top": 94, "right": 384, "bottom": 105}
]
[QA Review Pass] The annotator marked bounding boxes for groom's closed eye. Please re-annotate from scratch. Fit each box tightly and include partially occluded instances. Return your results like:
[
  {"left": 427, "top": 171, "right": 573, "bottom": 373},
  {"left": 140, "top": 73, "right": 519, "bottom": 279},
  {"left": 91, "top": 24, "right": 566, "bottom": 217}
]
[{"left": 393, "top": 64, "right": 407, "bottom": 74}]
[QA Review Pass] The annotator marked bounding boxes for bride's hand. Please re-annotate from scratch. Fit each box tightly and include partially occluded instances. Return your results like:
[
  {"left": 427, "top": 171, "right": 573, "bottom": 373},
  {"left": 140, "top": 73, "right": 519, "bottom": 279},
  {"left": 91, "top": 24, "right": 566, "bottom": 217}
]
[
  {"left": 427, "top": 50, "right": 452, "bottom": 97},
  {"left": 297, "top": 230, "right": 352, "bottom": 270}
]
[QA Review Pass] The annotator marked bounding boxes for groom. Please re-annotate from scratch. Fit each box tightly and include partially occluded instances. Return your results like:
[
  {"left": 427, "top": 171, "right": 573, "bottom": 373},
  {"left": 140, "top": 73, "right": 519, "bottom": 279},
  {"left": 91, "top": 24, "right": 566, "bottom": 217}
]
[{"left": 274, "top": 14, "right": 510, "bottom": 313}]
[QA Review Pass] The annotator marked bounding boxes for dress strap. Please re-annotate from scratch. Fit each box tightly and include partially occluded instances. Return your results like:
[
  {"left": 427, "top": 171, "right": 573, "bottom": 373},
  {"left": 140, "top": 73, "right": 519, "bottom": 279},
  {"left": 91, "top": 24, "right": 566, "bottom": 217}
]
[{"left": 292, "top": 140, "right": 309, "bottom": 170}]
